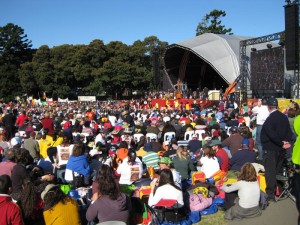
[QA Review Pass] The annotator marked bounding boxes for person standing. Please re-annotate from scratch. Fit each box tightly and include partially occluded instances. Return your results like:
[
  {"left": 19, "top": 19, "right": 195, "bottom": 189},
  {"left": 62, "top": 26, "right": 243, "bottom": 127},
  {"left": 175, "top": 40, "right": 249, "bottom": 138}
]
[
  {"left": 292, "top": 111, "right": 300, "bottom": 225},
  {"left": 24, "top": 131, "right": 40, "bottom": 162},
  {"left": 2, "top": 108, "right": 16, "bottom": 141},
  {"left": 261, "top": 97, "right": 293, "bottom": 202},
  {"left": 251, "top": 98, "right": 270, "bottom": 161}
]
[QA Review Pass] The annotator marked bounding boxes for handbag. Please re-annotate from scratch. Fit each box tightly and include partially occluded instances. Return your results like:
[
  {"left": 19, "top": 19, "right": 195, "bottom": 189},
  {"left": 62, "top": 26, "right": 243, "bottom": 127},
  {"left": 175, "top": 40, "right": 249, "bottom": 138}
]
[{"left": 189, "top": 193, "right": 212, "bottom": 212}]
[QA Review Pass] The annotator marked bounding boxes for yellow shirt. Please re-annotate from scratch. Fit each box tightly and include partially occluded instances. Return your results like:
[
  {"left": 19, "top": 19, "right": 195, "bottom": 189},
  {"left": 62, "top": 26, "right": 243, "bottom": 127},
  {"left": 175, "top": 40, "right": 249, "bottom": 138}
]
[
  {"left": 39, "top": 135, "right": 53, "bottom": 158},
  {"left": 52, "top": 137, "right": 63, "bottom": 147},
  {"left": 136, "top": 147, "right": 147, "bottom": 157},
  {"left": 44, "top": 199, "right": 81, "bottom": 225}
]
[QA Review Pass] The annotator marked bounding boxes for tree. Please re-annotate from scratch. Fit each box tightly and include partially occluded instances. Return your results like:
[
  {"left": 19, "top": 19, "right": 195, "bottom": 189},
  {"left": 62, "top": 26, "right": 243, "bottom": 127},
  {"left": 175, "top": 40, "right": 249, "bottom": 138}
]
[
  {"left": 0, "top": 23, "right": 33, "bottom": 100},
  {"left": 196, "top": 10, "right": 233, "bottom": 36}
]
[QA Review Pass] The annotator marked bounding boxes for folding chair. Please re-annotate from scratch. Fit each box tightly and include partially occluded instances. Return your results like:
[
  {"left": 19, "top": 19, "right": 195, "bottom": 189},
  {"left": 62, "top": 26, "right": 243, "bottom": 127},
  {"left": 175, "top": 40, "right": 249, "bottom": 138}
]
[
  {"left": 97, "top": 221, "right": 126, "bottom": 225},
  {"left": 184, "top": 131, "right": 195, "bottom": 141},
  {"left": 194, "top": 130, "right": 205, "bottom": 141},
  {"left": 133, "top": 133, "right": 144, "bottom": 142},
  {"left": 164, "top": 131, "right": 176, "bottom": 142},
  {"left": 146, "top": 133, "right": 157, "bottom": 142},
  {"left": 148, "top": 199, "right": 187, "bottom": 224}
]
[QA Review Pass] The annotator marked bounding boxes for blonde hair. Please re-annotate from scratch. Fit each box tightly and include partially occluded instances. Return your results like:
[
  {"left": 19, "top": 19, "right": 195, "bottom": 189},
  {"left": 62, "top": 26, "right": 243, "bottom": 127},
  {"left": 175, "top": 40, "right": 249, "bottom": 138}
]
[{"left": 176, "top": 146, "right": 188, "bottom": 160}]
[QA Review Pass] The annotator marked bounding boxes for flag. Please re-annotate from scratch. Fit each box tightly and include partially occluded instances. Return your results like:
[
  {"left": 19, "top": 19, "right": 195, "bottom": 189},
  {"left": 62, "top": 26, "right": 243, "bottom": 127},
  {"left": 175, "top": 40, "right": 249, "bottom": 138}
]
[{"left": 223, "top": 80, "right": 237, "bottom": 100}]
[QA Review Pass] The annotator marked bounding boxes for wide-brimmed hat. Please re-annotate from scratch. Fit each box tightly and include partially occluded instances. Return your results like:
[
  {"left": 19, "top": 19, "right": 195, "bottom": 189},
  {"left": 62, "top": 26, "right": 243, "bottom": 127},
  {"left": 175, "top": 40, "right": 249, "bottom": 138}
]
[
  {"left": 111, "top": 129, "right": 120, "bottom": 135},
  {"left": 41, "top": 184, "right": 60, "bottom": 200},
  {"left": 209, "top": 140, "right": 222, "bottom": 146}
]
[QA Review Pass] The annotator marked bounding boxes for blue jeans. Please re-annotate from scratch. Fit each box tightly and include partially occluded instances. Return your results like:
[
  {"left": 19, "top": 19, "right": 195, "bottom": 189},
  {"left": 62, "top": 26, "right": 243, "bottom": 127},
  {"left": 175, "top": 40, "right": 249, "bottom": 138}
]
[
  {"left": 56, "top": 169, "right": 66, "bottom": 183},
  {"left": 256, "top": 125, "right": 263, "bottom": 160}
]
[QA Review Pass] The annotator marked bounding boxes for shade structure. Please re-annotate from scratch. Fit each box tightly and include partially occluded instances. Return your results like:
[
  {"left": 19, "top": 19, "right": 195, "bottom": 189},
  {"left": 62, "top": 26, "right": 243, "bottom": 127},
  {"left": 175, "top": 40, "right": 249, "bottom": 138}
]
[{"left": 163, "top": 33, "right": 269, "bottom": 92}]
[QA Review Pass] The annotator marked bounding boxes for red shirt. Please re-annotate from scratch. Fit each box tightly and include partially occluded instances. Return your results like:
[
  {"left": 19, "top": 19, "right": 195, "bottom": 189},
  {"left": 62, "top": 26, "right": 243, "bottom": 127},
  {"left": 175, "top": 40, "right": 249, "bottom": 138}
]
[
  {"left": 42, "top": 118, "right": 54, "bottom": 135},
  {"left": 0, "top": 195, "right": 23, "bottom": 225},
  {"left": 16, "top": 114, "right": 28, "bottom": 127},
  {"left": 216, "top": 148, "right": 229, "bottom": 172}
]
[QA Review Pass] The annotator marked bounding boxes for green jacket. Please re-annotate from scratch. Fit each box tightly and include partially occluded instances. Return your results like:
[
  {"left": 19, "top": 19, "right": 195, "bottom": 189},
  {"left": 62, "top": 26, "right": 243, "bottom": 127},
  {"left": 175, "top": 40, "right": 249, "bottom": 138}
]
[{"left": 293, "top": 115, "right": 300, "bottom": 166}]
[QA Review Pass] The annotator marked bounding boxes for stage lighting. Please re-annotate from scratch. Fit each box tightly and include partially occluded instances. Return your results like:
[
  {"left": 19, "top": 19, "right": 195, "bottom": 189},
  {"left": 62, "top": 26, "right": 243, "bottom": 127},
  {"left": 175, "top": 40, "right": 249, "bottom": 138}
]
[
  {"left": 251, "top": 48, "right": 257, "bottom": 52},
  {"left": 267, "top": 44, "right": 272, "bottom": 49}
]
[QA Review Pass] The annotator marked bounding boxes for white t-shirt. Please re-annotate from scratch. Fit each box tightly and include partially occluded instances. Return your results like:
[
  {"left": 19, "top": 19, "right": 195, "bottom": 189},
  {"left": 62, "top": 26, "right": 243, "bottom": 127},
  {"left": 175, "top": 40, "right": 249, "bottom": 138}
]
[
  {"left": 252, "top": 105, "right": 269, "bottom": 125},
  {"left": 108, "top": 115, "right": 117, "bottom": 126},
  {"left": 57, "top": 144, "right": 74, "bottom": 166},
  {"left": 199, "top": 156, "right": 220, "bottom": 178},
  {"left": 148, "top": 184, "right": 184, "bottom": 207},
  {"left": 222, "top": 180, "right": 260, "bottom": 208},
  {"left": 117, "top": 159, "right": 143, "bottom": 185}
]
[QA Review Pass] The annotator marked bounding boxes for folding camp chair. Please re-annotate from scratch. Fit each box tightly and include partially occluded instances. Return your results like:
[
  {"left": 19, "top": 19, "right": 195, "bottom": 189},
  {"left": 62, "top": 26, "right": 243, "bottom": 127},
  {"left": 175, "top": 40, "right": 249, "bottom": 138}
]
[{"left": 148, "top": 199, "right": 187, "bottom": 224}]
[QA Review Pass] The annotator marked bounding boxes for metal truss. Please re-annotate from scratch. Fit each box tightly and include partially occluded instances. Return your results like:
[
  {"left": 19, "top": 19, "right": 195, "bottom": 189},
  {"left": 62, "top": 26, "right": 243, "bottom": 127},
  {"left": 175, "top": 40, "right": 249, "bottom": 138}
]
[{"left": 239, "top": 32, "right": 284, "bottom": 100}]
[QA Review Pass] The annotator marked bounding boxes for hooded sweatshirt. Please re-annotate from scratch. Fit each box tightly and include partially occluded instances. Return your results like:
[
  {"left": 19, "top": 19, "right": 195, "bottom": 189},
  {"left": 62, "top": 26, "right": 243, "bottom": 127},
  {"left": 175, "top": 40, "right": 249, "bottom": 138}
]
[
  {"left": 0, "top": 195, "right": 23, "bottom": 225},
  {"left": 66, "top": 154, "right": 90, "bottom": 176},
  {"left": 86, "top": 193, "right": 130, "bottom": 223}
]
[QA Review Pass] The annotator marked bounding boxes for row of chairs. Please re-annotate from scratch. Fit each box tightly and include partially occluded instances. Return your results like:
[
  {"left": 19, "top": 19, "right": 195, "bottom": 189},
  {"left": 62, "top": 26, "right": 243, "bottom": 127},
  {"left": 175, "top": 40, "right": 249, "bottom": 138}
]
[{"left": 134, "top": 130, "right": 206, "bottom": 143}]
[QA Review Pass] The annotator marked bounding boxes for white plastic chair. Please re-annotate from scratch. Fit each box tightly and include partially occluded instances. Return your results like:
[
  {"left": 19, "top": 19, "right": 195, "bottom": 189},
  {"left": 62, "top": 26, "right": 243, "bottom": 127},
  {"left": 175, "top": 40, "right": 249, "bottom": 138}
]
[
  {"left": 146, "top": 133, "right": 157, "bottom": 142},
  {"left": 184, "top": 131, "right": 195, "bottom": 141},
  {"left": 225, "top": 126, "right": 231, "bottom": 136},
  {"left": 133, "top": 133, "right": 144, "bottom": 142},
  {"left": 163, "top": 131, "right": 176, "bottom": 142},
  {"left": 195, "top": 130, "right": 205, "bottom": 141},
  {"left": 97, "top": 221, "right": 126, "bottom": 225},
  {"left": 80, "top": 133, "right": 89, "bottom": 143}
]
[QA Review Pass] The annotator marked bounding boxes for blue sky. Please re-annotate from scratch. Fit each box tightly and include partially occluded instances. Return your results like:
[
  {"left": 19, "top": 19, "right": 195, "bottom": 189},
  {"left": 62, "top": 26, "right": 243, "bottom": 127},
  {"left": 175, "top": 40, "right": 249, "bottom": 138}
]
[{"left": 1, "top": 0, "right": 286, "bottom": 48}]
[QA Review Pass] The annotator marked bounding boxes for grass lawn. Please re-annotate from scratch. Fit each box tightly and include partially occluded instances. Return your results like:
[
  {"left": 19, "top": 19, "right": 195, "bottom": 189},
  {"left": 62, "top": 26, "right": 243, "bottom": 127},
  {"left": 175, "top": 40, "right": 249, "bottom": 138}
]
[{"left": 193, "top": 210, "right": 227, "bottom": 225}]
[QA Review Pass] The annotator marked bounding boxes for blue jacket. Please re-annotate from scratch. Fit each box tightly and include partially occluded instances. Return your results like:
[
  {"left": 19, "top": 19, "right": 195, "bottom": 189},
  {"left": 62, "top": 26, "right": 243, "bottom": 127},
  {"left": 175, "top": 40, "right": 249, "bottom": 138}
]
[{"left": 66, "top": 154, "right": 90, "bottom": 176}]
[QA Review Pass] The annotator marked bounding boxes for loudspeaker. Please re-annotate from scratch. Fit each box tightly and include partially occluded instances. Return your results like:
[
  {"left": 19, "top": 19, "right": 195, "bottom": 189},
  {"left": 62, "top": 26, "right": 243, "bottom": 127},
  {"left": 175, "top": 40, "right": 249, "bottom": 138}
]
[{"left": 285, "top": 3, "right": 299, "bottom": 70}]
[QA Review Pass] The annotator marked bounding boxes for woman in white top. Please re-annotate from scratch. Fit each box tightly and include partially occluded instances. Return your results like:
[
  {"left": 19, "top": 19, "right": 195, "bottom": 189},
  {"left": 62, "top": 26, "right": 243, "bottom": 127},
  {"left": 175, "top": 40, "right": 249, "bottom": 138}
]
[
  {"left": 198, "top": 146, "right": 220, "bottom": 178},
  {"left": 221, "top": 163, "right": 261, "bottom": 220},
  {"left": 148, "top": 168, "right": 184, "bottom": 207}
]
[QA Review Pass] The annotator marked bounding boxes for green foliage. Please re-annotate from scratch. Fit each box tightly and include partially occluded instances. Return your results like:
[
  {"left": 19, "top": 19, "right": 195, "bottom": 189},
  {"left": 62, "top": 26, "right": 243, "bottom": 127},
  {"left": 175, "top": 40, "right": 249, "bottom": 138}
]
[
  {"left": 196, "top": 9, "right": 233, "bottom": 36},
  {"left": 1, "top": 22, "right": 168, "bottom": 100},
  {"left": 0, "top": 23, "right": 33, "bottom": 100}
]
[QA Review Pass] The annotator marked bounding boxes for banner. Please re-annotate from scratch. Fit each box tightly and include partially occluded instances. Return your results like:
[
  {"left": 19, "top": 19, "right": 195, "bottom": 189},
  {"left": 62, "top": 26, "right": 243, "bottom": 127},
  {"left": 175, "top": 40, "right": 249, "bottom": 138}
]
[{"left": 78, "top": 96, "right": 96, "bottom": 102}]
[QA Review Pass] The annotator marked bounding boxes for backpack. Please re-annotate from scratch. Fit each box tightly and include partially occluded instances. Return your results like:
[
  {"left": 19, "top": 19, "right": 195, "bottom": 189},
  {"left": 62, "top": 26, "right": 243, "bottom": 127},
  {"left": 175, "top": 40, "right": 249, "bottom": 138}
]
[
  {"left": 259, "top": 190, "right": 269, "bottom": 210},
  {"left": 189, "top": 193, "right": 212, "bottom": 212},
  {"left": 191, "top": 171, "right": 206, "bottom": 185}
]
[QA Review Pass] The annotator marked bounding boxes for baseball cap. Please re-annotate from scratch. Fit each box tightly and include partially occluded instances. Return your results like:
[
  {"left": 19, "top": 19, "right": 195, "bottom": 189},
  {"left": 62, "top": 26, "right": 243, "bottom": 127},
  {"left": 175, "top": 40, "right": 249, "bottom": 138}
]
[
  {"left": 242, "top": 138, "right": 250, "bottom": 146},
  {"left": 267, "top": 97, "right": 278, "bottom": 107},
  {"left": 229, "top": 126, "right": 238, "bottom": 133},
  {"left": 158, "top": 157, "right": 173, "bottom": 165},
  {"left": 204, "top": 136, "right": 212, "bottom": 141},
  {"left": 209, "top": 140, "right": 222, "bottom": 146},
  {"left": 192, "top": 134, "right": 198, "bottom": 139},
  {"left": 11, "top": 137, "right": 22, "bottom": 147},
  {"left": 89, "top": 149, "right": 102, "bottom": 157}
]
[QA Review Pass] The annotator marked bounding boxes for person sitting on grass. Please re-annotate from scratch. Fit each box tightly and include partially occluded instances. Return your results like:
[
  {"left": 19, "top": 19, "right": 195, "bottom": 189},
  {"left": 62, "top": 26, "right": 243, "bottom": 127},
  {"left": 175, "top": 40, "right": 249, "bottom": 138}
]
[{"left": 221, "top": 163, "right": 261, "bottom": 220}]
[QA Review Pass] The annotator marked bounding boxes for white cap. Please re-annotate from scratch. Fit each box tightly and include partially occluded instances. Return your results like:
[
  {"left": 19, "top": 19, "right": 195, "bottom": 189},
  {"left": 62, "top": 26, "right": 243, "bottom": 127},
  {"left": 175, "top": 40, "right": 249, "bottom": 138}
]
[
  {"left": 204, "top": 136, "right": 212, "bottom": 141},
  {"left": 89, "top": 149, "right": 102, "bottom": 157},
  {"left": 11, "top": 137, "right": 22, "bottom": 147},
  {"left": 192, "top": 134, "right": 198, "bottom": 138}
]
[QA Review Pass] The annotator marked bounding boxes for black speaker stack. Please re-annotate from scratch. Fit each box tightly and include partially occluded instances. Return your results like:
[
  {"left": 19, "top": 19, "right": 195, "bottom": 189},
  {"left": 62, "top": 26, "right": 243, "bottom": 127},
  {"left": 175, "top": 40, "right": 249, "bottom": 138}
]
[{"left": 285, "top": 2, "right": 299, "bottom": 70}]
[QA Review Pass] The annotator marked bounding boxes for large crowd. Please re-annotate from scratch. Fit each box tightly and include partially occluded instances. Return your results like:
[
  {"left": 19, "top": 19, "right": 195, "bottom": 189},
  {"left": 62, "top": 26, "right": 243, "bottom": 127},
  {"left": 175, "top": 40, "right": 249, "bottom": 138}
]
[{"left": 0, "top": 97, "right": 299, "bottom": 225}]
